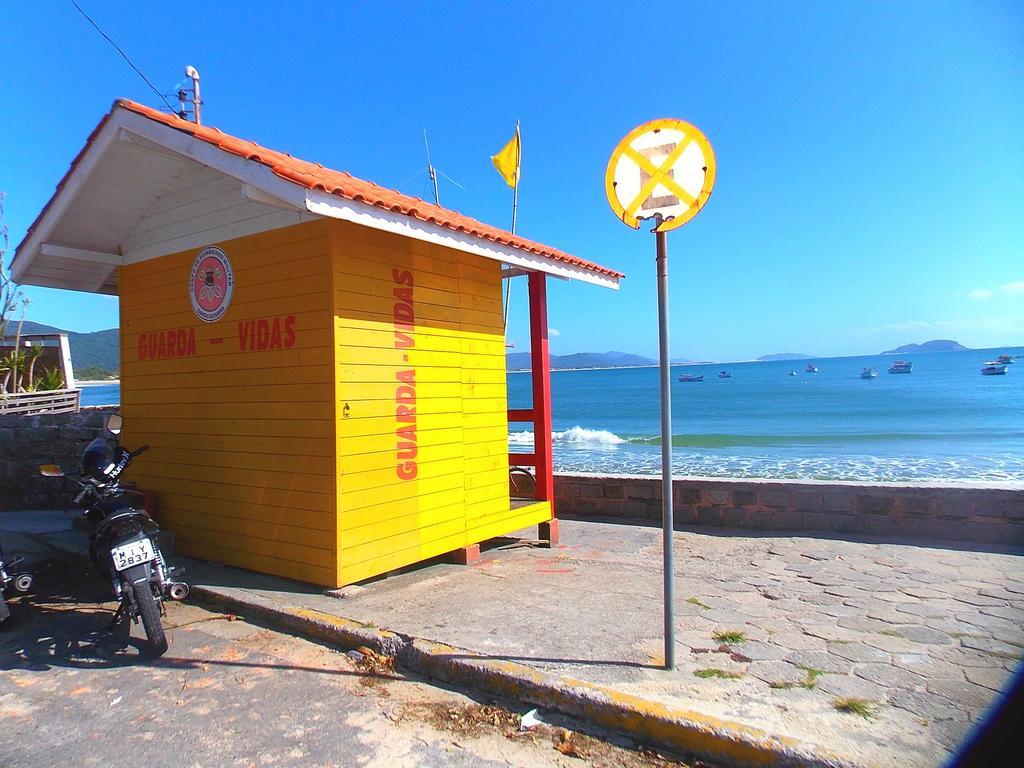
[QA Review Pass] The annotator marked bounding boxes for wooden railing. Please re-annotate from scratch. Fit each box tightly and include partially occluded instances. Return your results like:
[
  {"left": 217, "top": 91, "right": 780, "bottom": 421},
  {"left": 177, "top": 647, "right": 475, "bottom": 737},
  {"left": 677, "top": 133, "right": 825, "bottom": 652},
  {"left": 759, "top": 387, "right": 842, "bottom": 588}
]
[{"left": 0, "top": 389, "right": 81, "bottom": 415}]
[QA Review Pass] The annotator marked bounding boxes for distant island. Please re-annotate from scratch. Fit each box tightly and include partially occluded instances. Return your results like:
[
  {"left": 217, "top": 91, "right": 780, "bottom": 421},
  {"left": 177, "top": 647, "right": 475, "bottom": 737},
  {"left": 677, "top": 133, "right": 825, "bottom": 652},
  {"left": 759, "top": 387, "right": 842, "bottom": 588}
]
[
  {"left": 882, "top": 339, "right": 969, "bottom": 355},
  {"left": 757, "top": 353, "right": 814, "bottom": 361},
  {"left": 15, "top": 323, "right": 663, "bottom": 375},
  {"left": 508, "top": 350, "right": 657, "bottom": 371},
  {"left": 5, "top": 321, "right": 984, "bottom": 378},
  {"left": 15, "top": 321, "right": 119, "bottom": 377}
]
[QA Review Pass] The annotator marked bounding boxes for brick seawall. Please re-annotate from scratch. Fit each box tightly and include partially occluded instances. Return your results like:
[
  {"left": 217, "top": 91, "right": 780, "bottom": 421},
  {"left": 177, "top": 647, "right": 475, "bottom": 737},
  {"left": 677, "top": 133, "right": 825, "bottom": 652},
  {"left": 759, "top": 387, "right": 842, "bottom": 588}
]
[{"left": 554, "top": 473, "right": 1024, "bottom": 546}]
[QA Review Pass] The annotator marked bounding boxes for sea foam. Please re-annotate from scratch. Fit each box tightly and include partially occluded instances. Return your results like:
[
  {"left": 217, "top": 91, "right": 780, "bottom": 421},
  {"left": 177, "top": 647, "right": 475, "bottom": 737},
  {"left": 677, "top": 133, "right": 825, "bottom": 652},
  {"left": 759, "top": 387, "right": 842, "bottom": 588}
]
[{"left": 508, "top": 425, "right": 627, "bottom": 447}]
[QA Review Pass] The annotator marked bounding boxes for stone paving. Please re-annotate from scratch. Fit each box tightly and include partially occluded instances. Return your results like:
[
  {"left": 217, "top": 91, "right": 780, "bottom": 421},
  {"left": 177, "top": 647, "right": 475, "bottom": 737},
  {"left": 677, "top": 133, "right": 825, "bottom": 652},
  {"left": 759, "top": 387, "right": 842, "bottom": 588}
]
[
  {"left": 3, "top": 512, "right": 1022, "bottom": 767},
  {"left": 653, "top": 531, "right": 1023, "bottom": 761},
  {"left": 328, "top": 521, "right": 1023, "bottom": 766}
]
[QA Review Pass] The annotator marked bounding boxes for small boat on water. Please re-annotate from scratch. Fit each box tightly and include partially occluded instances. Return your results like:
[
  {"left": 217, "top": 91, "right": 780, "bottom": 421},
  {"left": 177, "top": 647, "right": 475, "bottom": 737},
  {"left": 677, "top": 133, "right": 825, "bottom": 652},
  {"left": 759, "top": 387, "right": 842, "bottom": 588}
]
[
  {"left": 717, "top": 371, "right": 732, "bottom": 379},
  {"left": 996, "top": 355, "right": 1014, "bottom": 365},
  {"left": 788, "top": 370, "right": 797, "bottom": 376},
  {"left": 888, "top": 360, "right": 913, "bottom": 374},
  {"left": 805, "top": 364, "right": 819, "bottom": 373},
  {"left": 678, "top": 373, "right": 704, "bottom": 382},
  {"left": 860, "top": 367, "right": 878, "bottom": 379},
  {"left": 981, "top": 362, "right": 1007, "bottom": 376}
]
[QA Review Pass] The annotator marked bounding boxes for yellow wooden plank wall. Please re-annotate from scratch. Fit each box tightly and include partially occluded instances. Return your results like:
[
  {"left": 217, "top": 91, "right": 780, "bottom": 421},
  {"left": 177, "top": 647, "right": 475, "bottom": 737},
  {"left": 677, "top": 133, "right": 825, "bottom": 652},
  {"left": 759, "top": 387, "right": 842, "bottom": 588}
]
[
  {"left": 329, "top": 220, "right": 549, "bottom": 586},
  {"left": 120, "top": 220, "right": 338, "bottom": 585}
]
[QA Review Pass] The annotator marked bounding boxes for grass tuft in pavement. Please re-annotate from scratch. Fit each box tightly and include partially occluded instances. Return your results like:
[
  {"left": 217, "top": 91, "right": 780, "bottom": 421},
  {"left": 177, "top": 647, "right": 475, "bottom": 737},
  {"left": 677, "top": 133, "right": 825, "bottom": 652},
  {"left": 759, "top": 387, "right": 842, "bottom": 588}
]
[
  {"left": 712, "top": 630, "right": 747, "bottom": 645},
  {"left": 694, "top": 668, "right": 744, "bottom": 680},
  {"left": 769, "top": 666, "right": 824, "bottom": 690},
  {"left": 796, "top": 666, "right": 825, "bottom": 689},
  {"left": 833, "top": 697, "right": 877, "bottom": 718}
]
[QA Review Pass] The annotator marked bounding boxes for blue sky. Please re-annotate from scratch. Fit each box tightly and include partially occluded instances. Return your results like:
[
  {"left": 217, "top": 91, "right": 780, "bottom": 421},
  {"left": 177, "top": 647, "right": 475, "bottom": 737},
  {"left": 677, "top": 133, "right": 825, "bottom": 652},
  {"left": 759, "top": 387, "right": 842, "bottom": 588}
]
[{"left": 2, "top": 1, "right": 1022, "bottom": 360}]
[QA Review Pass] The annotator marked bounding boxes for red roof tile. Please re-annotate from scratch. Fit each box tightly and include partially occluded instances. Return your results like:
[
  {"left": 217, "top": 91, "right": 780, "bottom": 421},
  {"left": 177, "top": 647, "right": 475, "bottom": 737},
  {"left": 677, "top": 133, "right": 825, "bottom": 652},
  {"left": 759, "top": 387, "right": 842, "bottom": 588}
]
[{"left": 117, "top": 101, "right": 625, "bottom": 279}]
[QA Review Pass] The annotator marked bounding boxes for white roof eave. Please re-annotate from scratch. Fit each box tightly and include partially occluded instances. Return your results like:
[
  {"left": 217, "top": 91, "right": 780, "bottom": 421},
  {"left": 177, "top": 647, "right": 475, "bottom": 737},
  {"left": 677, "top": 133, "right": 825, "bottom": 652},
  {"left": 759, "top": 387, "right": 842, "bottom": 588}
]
[{"left": 13, "top": 106, "right": 620, "bottom": 291}]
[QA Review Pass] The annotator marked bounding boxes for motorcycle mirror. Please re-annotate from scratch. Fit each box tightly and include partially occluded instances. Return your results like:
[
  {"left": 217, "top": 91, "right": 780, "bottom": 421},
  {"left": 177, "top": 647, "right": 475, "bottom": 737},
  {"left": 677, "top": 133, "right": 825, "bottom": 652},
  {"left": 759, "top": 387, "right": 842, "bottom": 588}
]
[
  {"left": 39, "top": 464, "right": 65, "bottom": 477},
  {"left": 105, "top": 413, "right": 123, "bottom": 436}
]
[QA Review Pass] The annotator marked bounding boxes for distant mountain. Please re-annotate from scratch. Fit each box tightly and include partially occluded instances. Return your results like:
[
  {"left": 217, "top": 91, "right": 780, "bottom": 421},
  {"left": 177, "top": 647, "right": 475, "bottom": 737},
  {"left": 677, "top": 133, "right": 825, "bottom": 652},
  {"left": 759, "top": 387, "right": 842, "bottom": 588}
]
[
  {"left": 12, "top": 324, "right": 658, "bottom": 375},
  {"left": 882, "top": 339, "right": 969, "bottom": 354},
  {"left": 508, "top": 350, "right": 657, "bottom": 370},
  {"left": 14, "top": 321, "right": 120, "bottom": 373},
  {"left": 757, "top": 352, "right": 814, "bottom": 361}
]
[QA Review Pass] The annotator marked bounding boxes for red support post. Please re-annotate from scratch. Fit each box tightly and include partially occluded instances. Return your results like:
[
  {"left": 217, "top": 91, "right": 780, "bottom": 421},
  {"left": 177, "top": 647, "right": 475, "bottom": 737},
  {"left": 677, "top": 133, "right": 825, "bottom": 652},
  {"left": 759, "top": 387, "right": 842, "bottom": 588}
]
[
  {"left": 528, "top": 272, "right": 554, "bottom": 506},
  {"left": 507, "top": 453, "right": 538, "bottom": 467},
  {"left": 448, "top": 544, "right": 481, "bottom": 566},
  {"left": 507, "top": 408, "right": 535, "bottom": 423}
]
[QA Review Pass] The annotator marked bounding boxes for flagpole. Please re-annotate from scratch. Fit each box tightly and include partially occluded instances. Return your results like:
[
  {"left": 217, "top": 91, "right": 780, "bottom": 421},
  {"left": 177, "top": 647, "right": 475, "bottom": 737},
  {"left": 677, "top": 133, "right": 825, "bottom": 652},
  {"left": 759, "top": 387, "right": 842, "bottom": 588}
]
[
  {"left": 504, "top": 121, "right": 520, "bottom": 330},
  {"left": 511, "top": 120, "right": 520, "bottom": 235}
]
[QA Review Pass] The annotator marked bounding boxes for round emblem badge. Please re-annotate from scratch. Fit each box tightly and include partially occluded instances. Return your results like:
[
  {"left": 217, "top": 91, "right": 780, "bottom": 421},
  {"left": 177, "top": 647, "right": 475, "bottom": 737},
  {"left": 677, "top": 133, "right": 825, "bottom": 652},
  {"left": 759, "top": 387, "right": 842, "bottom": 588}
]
[{"left": 189, "top": 247, "right": 234, "bottom": 322}]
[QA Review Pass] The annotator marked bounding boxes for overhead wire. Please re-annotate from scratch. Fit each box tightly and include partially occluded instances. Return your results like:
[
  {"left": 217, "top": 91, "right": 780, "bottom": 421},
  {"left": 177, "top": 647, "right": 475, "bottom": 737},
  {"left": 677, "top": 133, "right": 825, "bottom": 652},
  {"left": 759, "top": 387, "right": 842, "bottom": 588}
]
[{"left": 68, "top": 0, "right": 176, "bottom": 113}]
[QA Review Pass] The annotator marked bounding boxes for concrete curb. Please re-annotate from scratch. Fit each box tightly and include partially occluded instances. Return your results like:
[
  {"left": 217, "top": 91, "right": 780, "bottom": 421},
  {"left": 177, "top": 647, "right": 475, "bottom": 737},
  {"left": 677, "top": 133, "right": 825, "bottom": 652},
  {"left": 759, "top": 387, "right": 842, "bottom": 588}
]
[{"left": 189, "top": 584, "right": 854, "bottom": 768}]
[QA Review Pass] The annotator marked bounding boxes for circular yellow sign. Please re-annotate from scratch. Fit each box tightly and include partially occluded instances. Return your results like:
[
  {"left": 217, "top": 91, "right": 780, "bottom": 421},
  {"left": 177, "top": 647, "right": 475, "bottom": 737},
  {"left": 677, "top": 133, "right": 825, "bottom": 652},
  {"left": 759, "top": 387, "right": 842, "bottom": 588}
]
[{"left": 604, "top": 118, "right": 716, "bottom": 232}]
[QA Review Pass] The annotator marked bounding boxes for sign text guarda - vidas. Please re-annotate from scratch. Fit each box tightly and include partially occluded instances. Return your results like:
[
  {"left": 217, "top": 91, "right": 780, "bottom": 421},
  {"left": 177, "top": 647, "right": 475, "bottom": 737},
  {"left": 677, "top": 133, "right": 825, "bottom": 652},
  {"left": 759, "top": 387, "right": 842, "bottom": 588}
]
[{"left": 392, "top": 268, "right": 418, "bottom": 481}]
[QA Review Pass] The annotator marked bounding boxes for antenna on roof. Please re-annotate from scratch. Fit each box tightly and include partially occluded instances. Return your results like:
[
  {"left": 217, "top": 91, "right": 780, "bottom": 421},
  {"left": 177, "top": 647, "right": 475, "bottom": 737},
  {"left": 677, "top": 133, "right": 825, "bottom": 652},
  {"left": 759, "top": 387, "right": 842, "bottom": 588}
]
[
  {"left": 421, "top": 131, "right": 465, "bottom": 207},
  {"left": 423, "top": 130, "right": 440, "bottom": 206},
  {"left": 178, "top": 66, "right": 202, "bottom": 124}
]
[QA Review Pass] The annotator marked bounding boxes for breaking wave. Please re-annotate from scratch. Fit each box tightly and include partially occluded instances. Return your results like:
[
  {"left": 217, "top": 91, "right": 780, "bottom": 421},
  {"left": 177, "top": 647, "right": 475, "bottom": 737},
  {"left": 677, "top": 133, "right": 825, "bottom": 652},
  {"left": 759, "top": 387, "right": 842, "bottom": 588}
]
[
  {"left": 507, "top": 428, "right": 1024, "bottom": 482},
  {"left": 508, "top": 425, "right": 627, "bottom": 447}
]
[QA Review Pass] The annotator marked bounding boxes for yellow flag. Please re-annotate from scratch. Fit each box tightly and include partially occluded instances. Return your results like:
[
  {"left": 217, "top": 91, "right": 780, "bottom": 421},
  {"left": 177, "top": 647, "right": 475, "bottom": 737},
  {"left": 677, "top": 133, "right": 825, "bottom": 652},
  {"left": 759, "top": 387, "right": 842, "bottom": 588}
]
[{"left": 491, "top": 128, "right": 520, "bottom": 188}]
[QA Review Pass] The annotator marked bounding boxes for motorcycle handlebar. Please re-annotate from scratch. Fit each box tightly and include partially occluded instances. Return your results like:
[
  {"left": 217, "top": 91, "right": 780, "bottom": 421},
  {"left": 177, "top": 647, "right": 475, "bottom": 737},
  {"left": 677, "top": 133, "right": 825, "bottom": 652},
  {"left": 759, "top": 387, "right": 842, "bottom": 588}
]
[
  {"left": 72, "top": 477, "right": 98, "bottom": 502},
  {"left": 129, "top": 444, "right": 150, "bottom": 459}
]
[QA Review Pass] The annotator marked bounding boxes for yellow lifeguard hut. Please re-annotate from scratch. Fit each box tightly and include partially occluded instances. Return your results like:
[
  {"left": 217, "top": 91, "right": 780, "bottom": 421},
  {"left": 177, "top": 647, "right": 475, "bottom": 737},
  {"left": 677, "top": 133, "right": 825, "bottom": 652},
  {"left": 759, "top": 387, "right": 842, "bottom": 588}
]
[{"left": 11, "top": 101, "right": 622, "bottom": 587}]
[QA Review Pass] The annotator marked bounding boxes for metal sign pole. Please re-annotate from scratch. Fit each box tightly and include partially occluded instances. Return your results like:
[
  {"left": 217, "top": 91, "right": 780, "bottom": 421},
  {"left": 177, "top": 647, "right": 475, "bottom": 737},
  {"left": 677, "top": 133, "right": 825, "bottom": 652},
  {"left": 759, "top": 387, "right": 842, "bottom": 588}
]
[
  {"left": 655, "top": 227, "right": 675, "bottom": 671},
  {"left": 604, "top": 117, "right": 715, "bottom": 673}
]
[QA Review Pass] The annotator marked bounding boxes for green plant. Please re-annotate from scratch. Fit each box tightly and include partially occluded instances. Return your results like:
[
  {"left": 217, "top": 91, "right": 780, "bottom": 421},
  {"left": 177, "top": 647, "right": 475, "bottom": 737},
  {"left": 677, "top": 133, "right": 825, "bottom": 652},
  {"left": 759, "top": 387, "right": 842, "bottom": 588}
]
[
  {"left": 36, "top": 367, "right": 65, "bottom": 391},
  {"left": 22, "top": 344, "right": 42, "bottom": 391},
  {"left": 694, "top": 668, "right": 743, "bottom": 680},
  {"left": 686, "top": 597, "right": 711, "bottom": 609},
  {"left": 768, "top": 666, "right": 825, "bottom": 690},
  {"left": 1, "top": 349, "right": 25, "bottom": 394},
  {"left": 713, "top": 630, "right": 747, "bottom": 645},
  {"left": 796, "top": 666, "right": 825, "bottom": 689},
  {"left": 833, "top": 697, "right": 877, "bottom": 718}
]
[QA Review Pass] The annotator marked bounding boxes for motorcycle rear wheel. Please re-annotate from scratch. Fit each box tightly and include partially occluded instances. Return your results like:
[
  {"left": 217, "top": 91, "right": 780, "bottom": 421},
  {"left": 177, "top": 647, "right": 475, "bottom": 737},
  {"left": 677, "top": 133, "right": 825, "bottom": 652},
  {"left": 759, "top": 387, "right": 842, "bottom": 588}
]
[{"left": 131, "top": 578, "right": 168, "bottom": 657}]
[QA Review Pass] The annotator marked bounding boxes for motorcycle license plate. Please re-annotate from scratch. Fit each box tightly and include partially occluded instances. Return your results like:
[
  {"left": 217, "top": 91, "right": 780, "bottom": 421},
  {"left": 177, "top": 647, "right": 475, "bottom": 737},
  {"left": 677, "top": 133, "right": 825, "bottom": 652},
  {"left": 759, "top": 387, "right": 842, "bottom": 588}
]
[{"left": 111, "top": 539, "right": 156, "bottom": 571}]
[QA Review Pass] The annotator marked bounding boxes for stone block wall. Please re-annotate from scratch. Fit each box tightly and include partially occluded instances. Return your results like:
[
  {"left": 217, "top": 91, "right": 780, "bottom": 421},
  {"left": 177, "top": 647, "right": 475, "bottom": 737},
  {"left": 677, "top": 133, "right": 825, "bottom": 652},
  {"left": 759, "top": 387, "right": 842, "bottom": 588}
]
[
  {"left": 0, "top": 408, "right": 119, "bottom": 511},
  {"left": 554, "top": 473, "right": 1024, "bottom": 546}
]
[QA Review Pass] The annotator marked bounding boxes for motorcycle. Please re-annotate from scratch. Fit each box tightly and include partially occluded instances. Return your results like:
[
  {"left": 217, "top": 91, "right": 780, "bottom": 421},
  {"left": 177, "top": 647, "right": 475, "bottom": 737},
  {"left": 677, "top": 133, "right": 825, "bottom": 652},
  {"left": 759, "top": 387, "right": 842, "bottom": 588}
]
[
  {"left": 40, "top": 414, "right": 188, "bottom": 656},
  {"left": 0, "top": 542, "right": 34, "bottom": 626}
]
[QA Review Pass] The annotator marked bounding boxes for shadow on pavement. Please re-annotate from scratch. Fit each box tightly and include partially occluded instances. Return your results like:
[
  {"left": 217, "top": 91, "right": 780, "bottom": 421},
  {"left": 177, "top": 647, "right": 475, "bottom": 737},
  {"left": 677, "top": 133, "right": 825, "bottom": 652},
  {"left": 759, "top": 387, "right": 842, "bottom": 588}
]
[
  {"left": 948, "top": 667, "right": 1024, "bottom": 767},
  {"left": 0, "top": 548, "right": 156, "bottom": 670}
]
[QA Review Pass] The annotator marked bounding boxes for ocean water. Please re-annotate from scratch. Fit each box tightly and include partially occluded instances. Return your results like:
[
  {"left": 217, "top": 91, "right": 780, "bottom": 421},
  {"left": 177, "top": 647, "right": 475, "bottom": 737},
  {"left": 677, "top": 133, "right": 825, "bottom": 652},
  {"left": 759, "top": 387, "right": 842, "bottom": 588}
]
[
  {"left": 79, "top": 383, "right": 120, "bottom": 407},
  {"left": 78, "top": 347, "right": 1024, "bottom": 482},
  {"left": 508, "top": 348, "right": 1024, "bottom": 482}
]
